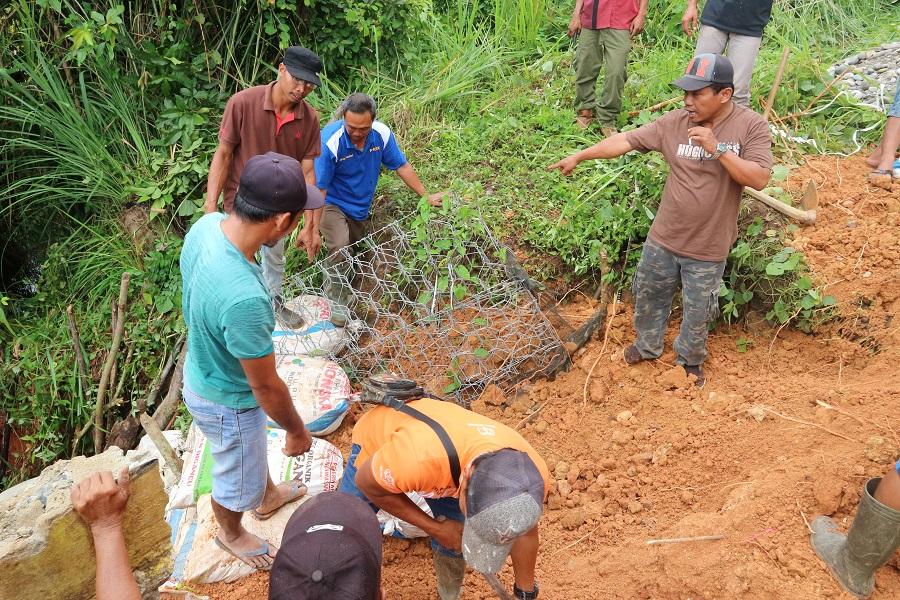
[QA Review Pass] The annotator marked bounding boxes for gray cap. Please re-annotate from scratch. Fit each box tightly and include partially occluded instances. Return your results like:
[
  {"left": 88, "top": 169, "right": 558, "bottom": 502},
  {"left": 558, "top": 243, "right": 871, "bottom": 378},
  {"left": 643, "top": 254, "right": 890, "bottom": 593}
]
[{"left": 461, "top": 449, "right": 544, "bottom": 574}]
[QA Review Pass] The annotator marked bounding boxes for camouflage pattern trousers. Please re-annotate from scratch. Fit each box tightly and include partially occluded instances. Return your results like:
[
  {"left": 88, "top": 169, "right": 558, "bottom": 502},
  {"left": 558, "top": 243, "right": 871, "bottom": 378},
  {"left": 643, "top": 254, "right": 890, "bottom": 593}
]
[{"left": 631, "top": 239, "right": 726, "bottom": 366}]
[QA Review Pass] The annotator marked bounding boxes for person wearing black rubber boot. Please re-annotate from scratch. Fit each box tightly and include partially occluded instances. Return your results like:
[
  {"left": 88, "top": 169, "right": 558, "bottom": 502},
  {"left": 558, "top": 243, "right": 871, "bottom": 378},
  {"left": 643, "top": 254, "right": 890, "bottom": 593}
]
[{"left": 810, "top": 459, "right": 900, "bottom": 598}]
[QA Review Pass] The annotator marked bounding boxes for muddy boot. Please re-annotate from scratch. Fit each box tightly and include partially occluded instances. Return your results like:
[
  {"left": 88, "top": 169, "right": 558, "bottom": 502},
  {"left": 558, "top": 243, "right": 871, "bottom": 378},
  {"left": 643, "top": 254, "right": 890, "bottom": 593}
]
[
  {"left": 810, "top": 477, "right": 900, "bottom": 598},
  {"left": 432, "top": 548, "right": 465, "bottom": 600},
  {"left": 575, "top": 109, "right": 593, "bottom": 129}
]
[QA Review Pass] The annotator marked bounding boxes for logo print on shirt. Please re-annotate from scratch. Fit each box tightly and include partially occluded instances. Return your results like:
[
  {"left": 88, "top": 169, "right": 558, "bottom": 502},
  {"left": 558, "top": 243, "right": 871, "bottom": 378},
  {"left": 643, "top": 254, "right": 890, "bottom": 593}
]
[
  {"left": 468, "top": 423, "right": 496, "bottom": 436},
  {"left": 380, "top": 466, "right": 395, "bottom": 486},
  {"left": 676, "top": 140, "right": 741, "bottom": 161},
  {"left": 368, "top": 146, "right": 381, "bottom": 153}
]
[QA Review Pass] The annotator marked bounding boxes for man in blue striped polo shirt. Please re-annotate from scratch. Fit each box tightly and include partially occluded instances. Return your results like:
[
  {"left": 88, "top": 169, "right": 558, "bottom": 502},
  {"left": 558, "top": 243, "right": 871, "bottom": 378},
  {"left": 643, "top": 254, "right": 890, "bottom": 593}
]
[{"left": 315, "top": 93, "right": 444, "bottom": 322}]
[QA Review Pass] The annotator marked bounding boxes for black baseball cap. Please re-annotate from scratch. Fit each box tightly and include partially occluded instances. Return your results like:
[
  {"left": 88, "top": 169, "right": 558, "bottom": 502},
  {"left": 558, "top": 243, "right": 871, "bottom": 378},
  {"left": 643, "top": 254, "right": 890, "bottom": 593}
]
[
  {"left": 237, "top": 152, "right": 325, "bottom": 213},
  {"left": 269, "top": 491, "right": 382, "bottom": 600},
  {"left": 283, "top": 46, "right": 323, "bottom": 87},
  {"left": 672, "top": 53, "right": 734, "bottom": 91}
]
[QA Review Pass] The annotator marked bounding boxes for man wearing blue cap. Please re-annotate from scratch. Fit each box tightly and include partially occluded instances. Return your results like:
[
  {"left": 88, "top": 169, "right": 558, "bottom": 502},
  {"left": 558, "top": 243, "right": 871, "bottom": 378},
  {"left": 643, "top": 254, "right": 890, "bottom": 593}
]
[
  {"left": 182, "top": 152, "right": 325, "bottom": 570},
  {"left": 549, "top": 54, "right": 773, "bottom": 386}
]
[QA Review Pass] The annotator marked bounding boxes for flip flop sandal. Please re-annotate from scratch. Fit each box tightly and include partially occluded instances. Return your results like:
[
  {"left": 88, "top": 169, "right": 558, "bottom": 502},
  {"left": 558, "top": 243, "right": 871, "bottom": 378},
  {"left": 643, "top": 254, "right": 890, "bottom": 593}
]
[
  {"left": 213, "top": 536, "right": 275, "bottom": 571},
  {"left": 251, "top": 482, "right": 307, "bottom": 521}
]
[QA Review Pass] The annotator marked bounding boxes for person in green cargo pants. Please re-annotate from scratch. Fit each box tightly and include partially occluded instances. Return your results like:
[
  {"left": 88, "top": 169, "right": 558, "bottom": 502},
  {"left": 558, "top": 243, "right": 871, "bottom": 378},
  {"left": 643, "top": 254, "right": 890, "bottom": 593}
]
[{"left": 568, "top": 0, "right": 648, "bottom": 135}]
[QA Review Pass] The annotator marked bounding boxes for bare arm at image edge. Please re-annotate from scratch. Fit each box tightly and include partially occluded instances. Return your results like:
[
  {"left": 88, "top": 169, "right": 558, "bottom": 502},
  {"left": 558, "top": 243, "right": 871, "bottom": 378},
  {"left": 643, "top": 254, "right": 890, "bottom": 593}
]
[
  {"left": 205, "top": 140, "right": 235, "bottom": 213},
  {"left": 71, "top": 468, "right": 141, "bottom": 600},
  {"left": 682, "top": 0, "right": 700, "bottom": 35}
]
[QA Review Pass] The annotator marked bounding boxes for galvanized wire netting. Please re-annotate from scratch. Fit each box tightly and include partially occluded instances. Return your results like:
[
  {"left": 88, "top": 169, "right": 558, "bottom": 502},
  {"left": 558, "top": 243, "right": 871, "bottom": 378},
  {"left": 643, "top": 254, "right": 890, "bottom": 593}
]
[{"left": 282, "top": 214, "right": 566, "bottom": 403}]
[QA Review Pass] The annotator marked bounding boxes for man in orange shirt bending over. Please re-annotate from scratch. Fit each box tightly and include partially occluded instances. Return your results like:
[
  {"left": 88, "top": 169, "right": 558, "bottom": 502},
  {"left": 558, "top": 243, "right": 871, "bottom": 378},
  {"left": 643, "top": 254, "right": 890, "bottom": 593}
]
[{"left": 339, "top": 397, "right": 550, "bottom": 600}]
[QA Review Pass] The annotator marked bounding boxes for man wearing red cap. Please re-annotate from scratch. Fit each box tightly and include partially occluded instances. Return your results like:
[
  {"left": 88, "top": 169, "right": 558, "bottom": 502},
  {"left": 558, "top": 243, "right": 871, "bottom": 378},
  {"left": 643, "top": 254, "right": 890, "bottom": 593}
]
[
  {"left": 206, "top": 46, "right": 325, "bottom": 329},
  {"left": 549, "top": 53, "right": 772, "bottom": 386},
  {"left": 183, "top": 152, "right": 325, "bottom": 569}
]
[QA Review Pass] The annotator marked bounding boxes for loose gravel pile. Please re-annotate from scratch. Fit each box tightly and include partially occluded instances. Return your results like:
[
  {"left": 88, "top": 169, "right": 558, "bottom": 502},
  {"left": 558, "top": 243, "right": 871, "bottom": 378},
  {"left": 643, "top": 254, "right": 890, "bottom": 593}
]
[{"left": 829, "top": 41, "right": 900, "bottom": 109}]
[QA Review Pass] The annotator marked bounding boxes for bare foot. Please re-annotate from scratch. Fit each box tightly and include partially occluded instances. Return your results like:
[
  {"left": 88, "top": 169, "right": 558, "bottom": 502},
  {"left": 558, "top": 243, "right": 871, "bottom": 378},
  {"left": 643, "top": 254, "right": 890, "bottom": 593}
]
[
  {"left": 255, "top": 481, "right": 307, "bottom": 519},
  {"left": 866, "top": 152, "right": 881, "bottom": 168},
  {"left": 214, "top": 529, "right": 276, "bottom": 570}
]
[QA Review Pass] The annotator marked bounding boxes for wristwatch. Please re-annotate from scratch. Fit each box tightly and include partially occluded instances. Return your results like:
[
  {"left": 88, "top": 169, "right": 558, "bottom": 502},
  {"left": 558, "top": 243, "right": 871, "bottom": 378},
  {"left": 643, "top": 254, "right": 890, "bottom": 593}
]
[
  {"left": 513, "top": 583, "right": 539, "bottom": 599},
  {"left": 710, "top": 142, "right": 729, "bottom": 160}
]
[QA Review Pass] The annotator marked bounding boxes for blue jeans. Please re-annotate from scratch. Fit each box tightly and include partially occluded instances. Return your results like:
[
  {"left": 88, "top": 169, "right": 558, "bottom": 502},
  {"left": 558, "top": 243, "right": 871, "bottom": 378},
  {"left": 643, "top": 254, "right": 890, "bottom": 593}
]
[
  {"left": 339, "top": 443, "right": 464, "bottom": 557},
  {"left": 183, "top": 385, "right": 268, "bottom": 513}
]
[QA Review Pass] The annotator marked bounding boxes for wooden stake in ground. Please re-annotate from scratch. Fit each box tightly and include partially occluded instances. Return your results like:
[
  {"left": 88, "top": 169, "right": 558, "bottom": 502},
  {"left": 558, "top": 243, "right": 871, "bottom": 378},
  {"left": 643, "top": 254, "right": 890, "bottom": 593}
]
[
  {"left": 152, "top": 342, "right": 188, "bottom": 430},
  {"left": 94, "top": 272, "right": 130, "bottom": 452},
  {"left": 764, "top": 46, "right": 791, "bottom": 121},
  {"left": 139, "top": 412, "right": 183, "bottom": 478},
  {"left": 646, "top": 534, "right": 725, "bottom": 545},
  {"left": 65, "top": 305, "right": 91, "bottom": 397}
]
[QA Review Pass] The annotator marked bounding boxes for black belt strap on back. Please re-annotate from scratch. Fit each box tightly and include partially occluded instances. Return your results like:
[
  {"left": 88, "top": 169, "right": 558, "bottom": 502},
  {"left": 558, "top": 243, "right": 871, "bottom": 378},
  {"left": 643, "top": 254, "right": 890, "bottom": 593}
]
[{"left": 396, "top": 402, "right": 461, "bottom": 487}]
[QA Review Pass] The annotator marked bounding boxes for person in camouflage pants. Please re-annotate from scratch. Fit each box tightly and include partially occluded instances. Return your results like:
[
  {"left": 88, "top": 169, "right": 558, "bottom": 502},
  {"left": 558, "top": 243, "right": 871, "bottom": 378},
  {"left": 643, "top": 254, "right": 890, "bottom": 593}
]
[
  {"left": 549, "top": 54, "right": 773, "bottom": 386},
  {"left": 631, "top": 239, "right": 725, "bottom": 368}
]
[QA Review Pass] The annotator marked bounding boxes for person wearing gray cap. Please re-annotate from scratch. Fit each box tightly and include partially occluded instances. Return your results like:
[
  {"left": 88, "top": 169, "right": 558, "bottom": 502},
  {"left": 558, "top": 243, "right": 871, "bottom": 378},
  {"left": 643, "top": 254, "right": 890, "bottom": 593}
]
[
  {"left": 182, "top": 152, "right": 325, "bottom": 570},
  {"left": 337, "top": 397, "right": 550, "bottom": 599},
  {"left": 206, "top": 46, "right": 326, "bottom": 329},
  {"left": 549, "top": 53, "right": 772, "bottom": 387}
]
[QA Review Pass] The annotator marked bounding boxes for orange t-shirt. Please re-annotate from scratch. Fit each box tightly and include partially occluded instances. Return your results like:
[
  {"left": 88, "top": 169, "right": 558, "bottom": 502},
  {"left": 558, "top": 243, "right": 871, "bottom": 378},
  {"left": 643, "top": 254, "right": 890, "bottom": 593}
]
[{"left": 352, "top": 399, "right": 551, "bottom": 500}]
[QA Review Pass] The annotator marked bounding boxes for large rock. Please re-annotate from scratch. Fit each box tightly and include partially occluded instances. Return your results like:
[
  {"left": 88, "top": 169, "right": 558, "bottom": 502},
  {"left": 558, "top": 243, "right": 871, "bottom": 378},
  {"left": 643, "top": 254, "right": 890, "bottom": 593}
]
[{"left": 0, "top": 447, "right": 172, "bottom": 600}]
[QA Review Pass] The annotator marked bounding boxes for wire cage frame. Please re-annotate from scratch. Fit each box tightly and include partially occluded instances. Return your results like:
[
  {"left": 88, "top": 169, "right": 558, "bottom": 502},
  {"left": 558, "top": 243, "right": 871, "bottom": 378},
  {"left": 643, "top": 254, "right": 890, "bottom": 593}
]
[{"left": 282, "top": 212, "right": 566, "bottom": 404}]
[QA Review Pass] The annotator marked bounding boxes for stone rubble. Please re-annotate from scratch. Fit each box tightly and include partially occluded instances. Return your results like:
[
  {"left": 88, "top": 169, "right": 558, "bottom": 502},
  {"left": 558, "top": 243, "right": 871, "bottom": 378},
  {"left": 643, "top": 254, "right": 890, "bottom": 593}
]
[{"left": 829, "top": 41, "right": 900, "bottom": 108}]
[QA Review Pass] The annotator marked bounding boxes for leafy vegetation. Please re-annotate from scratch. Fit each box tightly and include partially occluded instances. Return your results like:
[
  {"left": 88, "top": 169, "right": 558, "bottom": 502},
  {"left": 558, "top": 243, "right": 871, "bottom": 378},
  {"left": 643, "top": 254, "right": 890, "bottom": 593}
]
[{"left": 1, "top": 0, "right": 897, "bottom": 485}]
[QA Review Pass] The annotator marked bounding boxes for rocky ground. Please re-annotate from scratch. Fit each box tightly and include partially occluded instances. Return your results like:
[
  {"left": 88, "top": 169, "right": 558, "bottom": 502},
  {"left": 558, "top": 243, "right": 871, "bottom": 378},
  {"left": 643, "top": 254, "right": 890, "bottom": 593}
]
[
  {"left": 830, "top": 41, "right": 900, "bottom": 108},
  {"left": 191, "top": 154, "right": 898, "bottom": 599}
]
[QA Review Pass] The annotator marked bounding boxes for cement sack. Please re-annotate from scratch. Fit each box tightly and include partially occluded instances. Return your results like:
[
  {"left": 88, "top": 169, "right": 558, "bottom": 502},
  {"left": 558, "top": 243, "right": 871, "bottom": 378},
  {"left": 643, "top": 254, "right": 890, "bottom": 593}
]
[
  {"left": 165, "top": 494, "right": 313, "bottom": 585},
  {"left": 272, "top": 295, "right": 349, "bottom": 356},
  {"left": 377, "top": 492, "right": 433, "bottom": 538},
  {"left": 169, "top": 427, "right": 343, "bottom": 510},
  {"left": 273, "top": 355, "right": 351, "bottom": 436}
]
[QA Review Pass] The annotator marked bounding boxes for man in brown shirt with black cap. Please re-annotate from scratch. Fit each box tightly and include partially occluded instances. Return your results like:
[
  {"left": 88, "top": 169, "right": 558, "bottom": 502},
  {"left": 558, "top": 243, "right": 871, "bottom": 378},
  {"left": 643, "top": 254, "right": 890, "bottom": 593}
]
[
  {"left": 206, "top": 46, "right": 324, "bottom": 329},
  {"left": 549, "top": 53, "right": 773, "bottom": 386}
]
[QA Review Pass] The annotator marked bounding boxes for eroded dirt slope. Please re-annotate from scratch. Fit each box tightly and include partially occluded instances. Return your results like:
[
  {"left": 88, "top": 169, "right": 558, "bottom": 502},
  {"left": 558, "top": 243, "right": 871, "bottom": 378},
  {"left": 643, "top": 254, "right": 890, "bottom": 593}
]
[{"left": 195, "top": 155, "right": 899, "bottom": 599}]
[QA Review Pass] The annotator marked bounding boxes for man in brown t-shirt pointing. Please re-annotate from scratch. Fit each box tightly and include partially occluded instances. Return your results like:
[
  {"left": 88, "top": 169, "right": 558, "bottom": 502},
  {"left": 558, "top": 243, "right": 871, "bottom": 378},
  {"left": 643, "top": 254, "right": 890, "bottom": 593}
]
[
  {"left": 205, "top": 46, "right": 324, "bottom": 329},
  {"left": 549, "top": 54, "right": 772, "bottom": 385}
]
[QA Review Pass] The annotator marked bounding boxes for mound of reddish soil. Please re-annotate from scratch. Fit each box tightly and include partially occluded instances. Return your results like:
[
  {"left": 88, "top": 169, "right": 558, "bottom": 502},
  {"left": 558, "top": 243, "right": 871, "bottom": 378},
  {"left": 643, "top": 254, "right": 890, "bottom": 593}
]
[{"left": 192, "top": 154, "right": 899, "bottom": 599}]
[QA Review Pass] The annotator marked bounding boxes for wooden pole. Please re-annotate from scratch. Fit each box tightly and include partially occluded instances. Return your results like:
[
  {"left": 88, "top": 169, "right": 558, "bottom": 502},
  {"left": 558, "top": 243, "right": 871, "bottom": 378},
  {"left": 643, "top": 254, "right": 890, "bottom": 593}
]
[
  {"left": 94, "top": 272, "right": 130, "bottom": 452},
  {"left": 764, "top": 46, "right": 791, "bottom": 121},
  {"left": 65, "top": 305, "right": 91, "bottom": 397},
  {"left": 744, "top": 187, "right": 816, "bottom": 225},
  {"left": 139, "top": 412, "right": 183, "bottom": 478}
]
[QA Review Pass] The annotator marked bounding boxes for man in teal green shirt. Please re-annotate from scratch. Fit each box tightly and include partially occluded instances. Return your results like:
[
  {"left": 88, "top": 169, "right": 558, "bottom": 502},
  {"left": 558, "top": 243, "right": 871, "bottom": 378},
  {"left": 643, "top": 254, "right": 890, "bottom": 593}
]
[{"left": 180, "top": 152, "right": 324, "bottom": 570}]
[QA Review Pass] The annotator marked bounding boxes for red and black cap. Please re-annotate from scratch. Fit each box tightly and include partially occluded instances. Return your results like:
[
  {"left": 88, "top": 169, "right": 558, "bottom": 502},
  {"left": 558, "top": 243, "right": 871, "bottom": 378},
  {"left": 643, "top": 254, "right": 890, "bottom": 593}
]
[
  {"left": 673, "top": 53, "right": 734, "bottom": 91},
  {"left": 269, "top": 491, "right": 382, "bottom": 600}
]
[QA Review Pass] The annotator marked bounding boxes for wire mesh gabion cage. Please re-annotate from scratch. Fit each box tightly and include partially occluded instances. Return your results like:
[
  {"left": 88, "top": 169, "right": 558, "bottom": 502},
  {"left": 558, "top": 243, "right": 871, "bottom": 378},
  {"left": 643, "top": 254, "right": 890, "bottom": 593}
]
[{"left": 281, "top": 210, "right": 567, "bottom": 404}]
